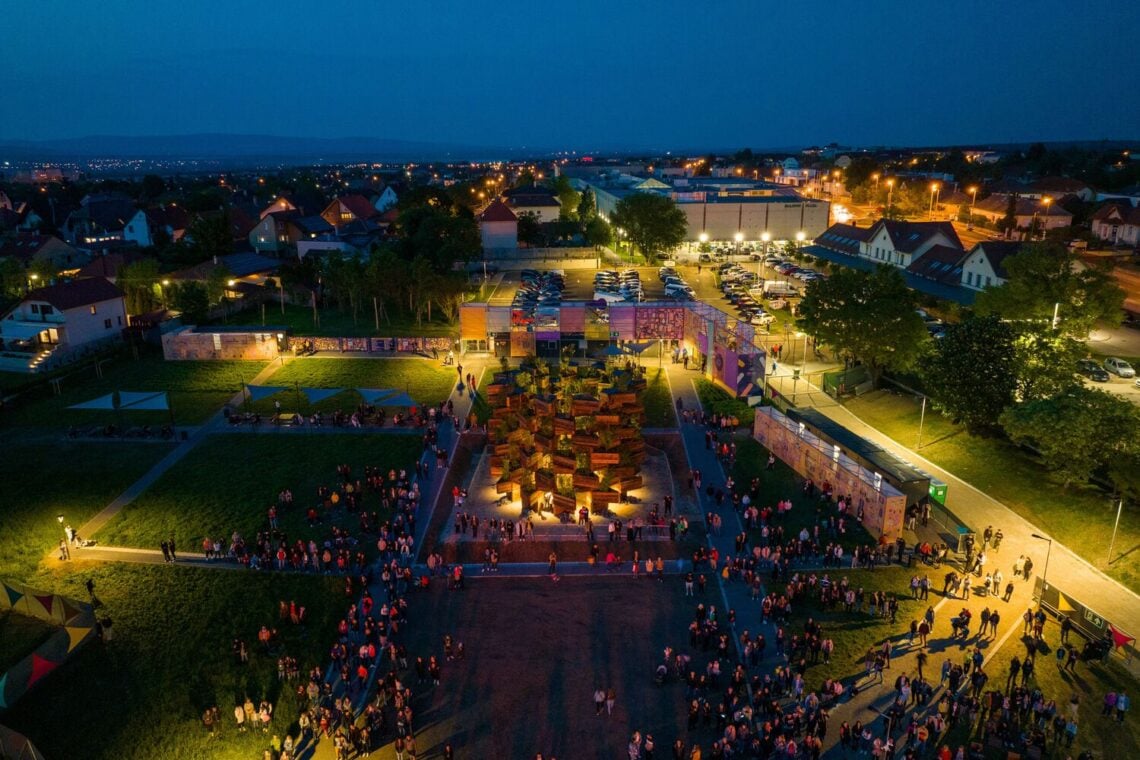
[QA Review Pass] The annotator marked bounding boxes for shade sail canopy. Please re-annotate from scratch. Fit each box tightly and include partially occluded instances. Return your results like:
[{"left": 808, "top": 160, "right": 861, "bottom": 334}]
[
  {"left": 601, "top": 345, "right": 625, "bottom": 356},
  {"left": 377, "top": 392, "right": 417, "bottom": 407},
  {"left": 118, "top": 391, "right": 169, "bottom": 411},
  {"left": 67, "top": 393, "right": 116, "bottom": 411},
  {"left": 356, "top": 388, "right": 396, "bottom": 404},
  {"left": 246, "top": 385, "right": 289, "bottom": 402},
  {"left": 301, "top": 387, "right": 346, "bottom": 404}
]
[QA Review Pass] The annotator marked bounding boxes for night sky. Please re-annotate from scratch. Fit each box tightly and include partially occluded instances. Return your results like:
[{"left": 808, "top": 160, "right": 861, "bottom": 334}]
[{"left": 2, "top": 0, "right": 1137, "bottom": 151}]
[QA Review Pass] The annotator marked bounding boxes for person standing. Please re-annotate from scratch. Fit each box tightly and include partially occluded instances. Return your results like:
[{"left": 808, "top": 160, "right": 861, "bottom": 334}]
[
  {"left": 594, "top": 688, "right": 606, "bottom": 716},
  {"left": 59, "top": 539, "right": 70, "bottom": 561},
  {"left": 168, "top": 536, "right": 177, "bottom": 561},
  {"left": 606, "top": 687, "right": 616, "bottom": 716},
  {"left": 548, "top": 552, "right": 558, "bottom": 578},
  {"left": 161, "top": 540, "right": 171, "bottom": 563}
]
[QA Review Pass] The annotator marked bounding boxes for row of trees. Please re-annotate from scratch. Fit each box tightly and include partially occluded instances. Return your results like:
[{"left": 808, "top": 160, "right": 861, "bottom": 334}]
[{"left": 798, "top": 241, "right": 1137, "bottom": 494}]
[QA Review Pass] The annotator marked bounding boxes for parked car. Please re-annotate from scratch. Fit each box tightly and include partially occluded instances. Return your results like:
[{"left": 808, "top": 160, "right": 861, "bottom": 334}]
[
  {"left": 1104, "top": 357, "right": 1136, "bottom": 378},
  {"left": 698, "top": 253, "right": 712, "bottom": 263},
  {"left": 1077, "top": 359, "right": 1110, "bottom": 382}
]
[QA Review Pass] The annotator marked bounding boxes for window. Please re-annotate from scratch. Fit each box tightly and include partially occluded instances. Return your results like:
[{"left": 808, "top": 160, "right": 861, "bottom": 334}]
[
  {"left": 986, "top": 276, "right": 992, "bottom": 286},
  {"left": 30, "top": 304, "right": 39, "bottom": 314},
  {"left": 104, "top": 318, "right": 112, "bottom": 329},
  {"left": 117, "top": 316, "right": 123, "bottom": 326},
  {"left": 966, "top": 272, "right": 973, "bottom": 285}
]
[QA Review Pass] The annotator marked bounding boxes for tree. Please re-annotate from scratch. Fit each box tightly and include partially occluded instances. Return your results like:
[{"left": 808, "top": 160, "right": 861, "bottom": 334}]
[
  {"left": 186, "top": 213, "right": 233, "bottom": 257},
  {"left": 117, "top": 259, "right": 161, "bottom": 315},
  {"left": 577, "top": 188, "right": 597, "bottom": 222},
  {"left": 516, "top": 212, "right": 544, "bottom": 248},
  {"left": 1000, "top": 385, "right": 1140, "bottom": 488},
  {"left": 998, "top": 194, "right": 1018, "bottom": 235},
  {"left": 923, "top": 315, "right": 1018, "bottom": 434},
  {"left": 974, "top": 240, "right": 1125, "bottom": 338},
  {"left": 584, "top": 217, "right": 612, "bottom": 249},
  {"left": 798, "top": 266, "right": 929, "bottom": 383},
  {"left": 140, "top": 174, "right": 166, "bottom": 201},
  {"left": 396, "top": 204, "right": 481, "bottom": 271},
  {"left": 170, "top": 281, "right": 209, "bottom": 323},
  {"left": 550, "top": 175, "right": 581, "bottom": 222},
  {"left": 1012, "top": 327, "right": 1083, "bottom": 402},
  {"left": 611, "top": 193, "right": 687, "bottom": 261}
]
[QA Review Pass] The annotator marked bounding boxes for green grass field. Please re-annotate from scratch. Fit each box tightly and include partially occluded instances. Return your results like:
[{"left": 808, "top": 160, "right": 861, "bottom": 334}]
[
  {"left": 642, "top": 368, "right": 677, "bottom": 428},
  {"left": 0, "top": 610, "right": 58, "bottom": 673},
  {"left": 3, "top": 565, "right": 341, "bottom": 760},
  {"left": 1, "top": 354, "right": 267, "bottom": 427},
  {"left": 846, "top": 390, "right": 1140, "bottom": 592},
  {"left": 222, "top": 302, "right": 457, "bottom": 338},
  {"left": 94, "top": 433, "right": 424, "bottom": 552},
  {"left": 260, "top": 357, "right": 458, "bottom": 412},
  {"left": 0, "top": 440, "right": 174, "bottom": 580}
]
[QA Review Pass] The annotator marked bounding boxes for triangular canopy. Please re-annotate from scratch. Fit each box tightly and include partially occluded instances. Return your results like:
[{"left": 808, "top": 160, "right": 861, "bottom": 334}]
[
  {"left": 377, "top": 392, "right": 417, "bottom": 407},
  {"left": 118, "top": 391, "right": 169, "bottom": 411},
  {"left": 601, "top": 345, "right": 625, "bottom": 356},
  {"left": 68, "top": 393, "right": 117, "bottom": 410},
  {"left": 246, "top": 385, "right": 289, "bottom": 402},
  {"left": 356, "top": 388, "right": 397, "bottom": 404},
  {"left": 625, "top": 342, "right": 654, "bottom": 354},
  {"left": 301, "top": 387, "right": 346, "bottom": 404}
]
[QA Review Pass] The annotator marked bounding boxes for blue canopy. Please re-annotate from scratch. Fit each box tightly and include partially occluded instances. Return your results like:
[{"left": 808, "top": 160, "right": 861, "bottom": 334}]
[
  {"left": 246, "top": 385, "right": 289, "bottom": 402},
  {"left": 67, "top": 393, "right": 116, "bottom": 411},
  {"left": 301, "top": 387, "right": 346, "bottom": 404},
  {"left": 356, "top": 388, "right": 397, "bottom": 404},
  {"left": 118, "top": 391, "right": 169, "bottom": 411},
  {"left": 377, "top": 392, "right": 417, "bottom": 407}
]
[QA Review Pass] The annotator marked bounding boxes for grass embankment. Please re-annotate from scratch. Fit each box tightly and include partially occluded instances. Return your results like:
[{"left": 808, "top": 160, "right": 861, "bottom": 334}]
[
  {"left": 642, "top": 368, "right": 677, "bottom": 428},
  {"left": 259, "top": 357, "right": 458, "bottom": 413},
  {"left": 846, "top": 390, "right": 1140, "bottom": 592},
  {"left": 95, "top": 433, "right": 423, "bottom": 552},
  {"left": 221, "top": 303, "right": 457, "bottom": 338}
]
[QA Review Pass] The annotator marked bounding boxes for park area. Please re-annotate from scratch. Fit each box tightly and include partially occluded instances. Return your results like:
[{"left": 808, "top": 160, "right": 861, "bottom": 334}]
[
  {"left": 845, "top": 390, "right": 1140, "bottom": 592},
  {"left": 94, "top": 433, "right": 423, "bottom": 553},
  {"left": 259, "top": 357, "right": 459, "bottom": 412},
  {"left": 223, "top": 302, "right": 458, "bottom": 338}
]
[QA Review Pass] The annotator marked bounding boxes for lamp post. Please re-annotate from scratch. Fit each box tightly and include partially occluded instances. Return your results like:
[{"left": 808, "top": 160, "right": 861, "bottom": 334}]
[
  {"left": 1109, "top": 497, "right": 1125, "bottom": 564},
  {"left": 928, "top": 182, "right": 940, "bottom": 220},
  {"left": 1031, "top": 533, "right": 1053, "bottom": 594},
  {"left": 916, "top": 395, "right": 927, "bottom": 450},
  {"left": 160, "top": 279, "right": 171, "bottom": 309},
  {"left": 57, "top": 514, "right": 65, "bottom": 536},
  {"left": 1039, "top": 197, "right": 1052, "bottom": 240},
  {"left": 734, "top": 231, "right": 744, "bottom": 257},
  {"left": 967, "top": 186, "right": 978, "bottom": 230},
  {"left": 795, "top": 230, "right": 806, "bottom": 258},
  {"left": 885, "top": 179, "right": 895, "bottom": 218}
]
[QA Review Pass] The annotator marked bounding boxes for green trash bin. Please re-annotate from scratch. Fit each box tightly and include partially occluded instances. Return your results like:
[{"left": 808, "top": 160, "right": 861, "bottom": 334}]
[{"left": 929, "top": 479, "right": 948, "bottom": 506}]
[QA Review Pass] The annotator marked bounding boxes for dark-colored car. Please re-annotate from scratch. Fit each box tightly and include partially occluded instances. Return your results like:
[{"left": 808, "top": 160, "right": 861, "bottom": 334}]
[{"left": 1077, "top": 359, "right": 1110, "bottom": 382}]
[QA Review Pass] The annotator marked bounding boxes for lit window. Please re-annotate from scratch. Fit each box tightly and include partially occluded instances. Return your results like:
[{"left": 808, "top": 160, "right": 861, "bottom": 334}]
[{"left": 90, "top": 306, "right": 97, "bottom": 315}]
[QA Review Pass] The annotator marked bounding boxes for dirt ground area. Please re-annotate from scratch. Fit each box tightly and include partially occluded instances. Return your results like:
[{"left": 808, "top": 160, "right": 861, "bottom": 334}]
[{"left": 400, "top": 576, "right": 722, "bottom": 759}]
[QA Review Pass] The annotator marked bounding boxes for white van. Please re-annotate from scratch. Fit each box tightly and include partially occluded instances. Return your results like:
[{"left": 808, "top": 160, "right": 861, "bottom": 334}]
[{"left": 664, "top": 283, "right": 694, "bottom": 297}]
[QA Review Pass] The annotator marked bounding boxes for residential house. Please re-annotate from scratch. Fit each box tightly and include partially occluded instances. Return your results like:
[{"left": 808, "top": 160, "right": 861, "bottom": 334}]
[
  {"left": 906, "top": 244, "right": 967, "bottom": 285},
  {"left": 61, "top": 193, "right": 136, "bottom": 246},
  {"left": 0, "top": 234, "right": 86, "bottom": 270},
  {"left": 287, "top": 215, "right": 335, "bottom": 242},
  {"left": 0, "top": 277, "right": 126, "bottom": 362},
  {"left": 960, "top": 241, "right": 1023, "bottom": 291},
  {"left": 249, "top": 211, "right": 299, "bottom": 254},
  {"left": 372, "top": 186, "right": 399, "bottom": 212},
  {"left": 479, "top": 199, "right": 518, "bottom": 250},
  {"left": 123, "top": 204, "right": 190, "bottom": 248},
  {"left": 259, "top": 196, "right": 298, "bottom": 219},
  {"left": 1091, "top": 202, "right": 1140, "bottom": 247},
  {"left": 503, "top": 186, "right": 561, "bottom": 223},
  {"left": 320, "top": 195, "right": 379, "bottom": 230},
  {"left": 74, "top": 251, "right": 145, "bottom": 282},
  {"left": 167, "top": 253, "right": 281, "bottom": 302},
  {"left": 971, "top": 194, "right": 1072, "bottom": 234},
  {"left": 859, "top": 219, "right": 963, "bottom": 268}
]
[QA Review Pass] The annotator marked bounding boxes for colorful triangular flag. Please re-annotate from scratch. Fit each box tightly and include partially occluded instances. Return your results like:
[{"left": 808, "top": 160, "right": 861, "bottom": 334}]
[
  {"left": 28, "top": 654, "right": 58, "bottom": 686},
  {"left": 65, "top": 625, "right": 91, "bottom": 653},
  {"left": 1057, "top": 594, "right": 1076, "bottom": 613},
  {"left": 34, "top": 594, "right": 55, "bottom": 617},
  {"left": 1110, "top": 624, "right": 1135, "bottom": 649},
  {"left": 4, "top": 584, "right": 24, "bottom": 609}
]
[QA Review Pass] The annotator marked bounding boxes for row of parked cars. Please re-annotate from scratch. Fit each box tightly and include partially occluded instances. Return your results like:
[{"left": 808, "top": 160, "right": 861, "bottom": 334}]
[
  {"left": 718, "top": 263, "right": 776, "bottom": 327},
  {"left": 658, "top": 266, "right": 695, "bottom": 301},
  {"left": 594, "top": 269, "right": 643, "bottom": 303},
  {"left": 766, "top": 255, "right": 826, "bottom": 284},
  {"left": 1078, "top": 357, "right": 1139, "bottom": 385},
  {"left": 512, "top": 270, "right": 565, "bottom": 325}
]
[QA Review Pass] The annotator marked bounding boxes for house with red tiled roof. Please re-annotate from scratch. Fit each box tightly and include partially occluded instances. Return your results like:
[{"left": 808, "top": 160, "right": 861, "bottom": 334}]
[
  {"left": 479, "top": 199, "right": 518, "bottom": 250},
  {"left": 1091, "top": 201, "right": 1140, "bottom": 247},
  {"left": 1, "top": 277, "right": 126, "bottom": 362},
  {"left": 859, "top": 219, "right": 963, "bottom": 269},
  {"left": 321, "top": 195, "right": 379, "bottom": 230},
  {"left": 0, "top": 234, "right": 85, "bottom": 270}
]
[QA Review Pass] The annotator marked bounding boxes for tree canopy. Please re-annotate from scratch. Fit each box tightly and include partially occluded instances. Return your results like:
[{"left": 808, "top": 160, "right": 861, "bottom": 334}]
[
  {"left": 974, "top": 241, "right": 1125, "bottom": 337},
  {"left": 923, "top": 315, "right": 1018, "bottom": 434},
  {"left": 797, "top": 265, "right": 929, "bottom": 382},
  {"left": 611, "top": 193, "right": 688, "bottom": 261},
  {"left": 1000, "top": 385, "right": 1140, "bottom": 488}
]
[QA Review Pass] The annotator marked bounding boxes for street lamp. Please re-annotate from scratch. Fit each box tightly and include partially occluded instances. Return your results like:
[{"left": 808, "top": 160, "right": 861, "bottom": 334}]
[
  {"left": 928, "top": 183, "right": 940, "bottom": 220},
  {"left": 885, "top": 179, "right": 895, "bottom": 218},
  {"left": 1040, "top": 197, "right": 1052, "bottom": 239},
  {"left": 795, "top": 230, "right": 806, "bottom": 258},
  {"left": 967, "top": 186, "right": 978, "bottom": 229},
  {"left": 1031, "top": 533, "right": 1053, "bottom": 593},
  {"left": 734, "top": 231, "right": 744, "bottom": 256}
]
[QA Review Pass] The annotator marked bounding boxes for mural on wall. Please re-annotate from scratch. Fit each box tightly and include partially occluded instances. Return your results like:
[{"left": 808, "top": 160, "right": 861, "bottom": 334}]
[{"left": 635, "top": 306, "right": 685, "bottom": 340}]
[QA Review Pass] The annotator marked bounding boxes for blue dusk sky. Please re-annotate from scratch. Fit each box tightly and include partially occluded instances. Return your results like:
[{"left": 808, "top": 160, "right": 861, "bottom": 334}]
[{"left": 1, "top": 0, "right": 1137, "bottom": 151}]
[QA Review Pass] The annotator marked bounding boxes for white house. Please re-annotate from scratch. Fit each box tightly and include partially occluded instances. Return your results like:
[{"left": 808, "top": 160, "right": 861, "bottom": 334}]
[
  {"left": 1091, "top": 202, "right": 1140, "bottom": 246},
  {"left": 373, "top": 186, "right": 399, "bottom": 212},
  {"left": 0, "top": 278, "right": 126, "bottom": 359},
  {"left": 479, "top": 199, "right": 518, "bottom": 250},
  {"left": 960, "top": 241, "right": 1022, "bottom": 291},
  {"left": 123, "top": 205, "right": 189, "bottom": 248},
  {"left": 503, "top": 186, "right": 561, "bottom": 223},
  {"left": 859, "top": 219, "right": 963, "bottom": 269}
]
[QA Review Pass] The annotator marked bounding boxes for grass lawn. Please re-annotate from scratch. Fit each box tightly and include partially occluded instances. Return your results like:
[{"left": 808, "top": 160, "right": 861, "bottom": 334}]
[
  {"left": 1, "top": 353, "right": 267, "bottom": 427},
  {"left": 0, "top": 610, "right": 57, "bottom": 672},
  {"left": 4, "top": 564, "right": 341, "bottom": 760},
  {"left": 95, "top": 433, "right": 424, "bottom": 552},
  {"left": 696, "top": 378, "right": 756, "bottom": 426},
  {"left": 846, "top": 390, "right": 1140, "bottom": 592},
  {"left": 642, "top": 368, "right": 677, "bottom": 427},
  {"left": 0, "top": 440, "right": 174, "bottom": 580},
  {"left": 221, "top": 302, "right": 457, "bottom": 338},
  {"left": 731, "top": 436, "right": 876, "bottom": 552},
  {"left": 260, "top": 357, "right": 457, "bottom": 412},
  {"left": 939, "top": 626, "right": 1140, "bottom": 759}
]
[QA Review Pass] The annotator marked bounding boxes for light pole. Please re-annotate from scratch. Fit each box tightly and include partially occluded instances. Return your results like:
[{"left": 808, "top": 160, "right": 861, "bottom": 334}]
[
  {"left": 1109, "top": 497, "right": 1125, "bottom": 564},
  {"left": 734, "top": 231, "right": 744, "bottom": 257},
  {"left": 1040, "top": 197, "right": 1052, "bottom": 240},
  {"left": 1031, "top": 533, "right": 1053, "bottom": 593},
  {"left": 885, "top": 179, "right": 895, "bottom": 218},
  {"left": 795, "top": 230, "right": 806, "bottom": 258},
  {"left": 916, "top": 395, "right": 927, "bottom": 450},
  {"left": 928, "top": 182, "right": 940, "bottom": 220},
  {"left": 967, "top": 186, "right": 978, "bottom": 230},
  {"left": 161, "top": 279, "right": 171, "bottom": 309}
]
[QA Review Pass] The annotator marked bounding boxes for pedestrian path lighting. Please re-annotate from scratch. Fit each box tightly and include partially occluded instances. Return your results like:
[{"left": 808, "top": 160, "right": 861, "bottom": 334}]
[
  {"left": 1031, "top": 533, "right": 1052, "bottom": 594},
  {"left": 734, "top": 231, "right": 744, "bottom": 254}
]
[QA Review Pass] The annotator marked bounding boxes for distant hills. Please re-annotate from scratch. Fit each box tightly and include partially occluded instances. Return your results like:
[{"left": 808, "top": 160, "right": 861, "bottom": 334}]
[{"left": 0, "top": 133, "right": 532, "bottom": 163}]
